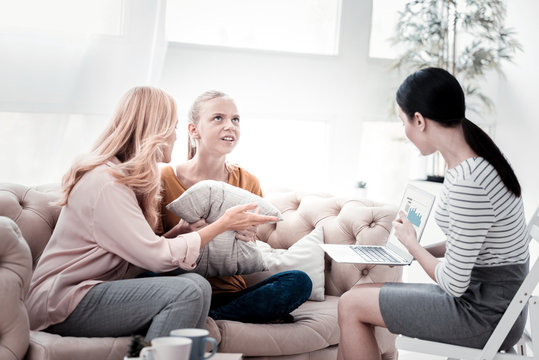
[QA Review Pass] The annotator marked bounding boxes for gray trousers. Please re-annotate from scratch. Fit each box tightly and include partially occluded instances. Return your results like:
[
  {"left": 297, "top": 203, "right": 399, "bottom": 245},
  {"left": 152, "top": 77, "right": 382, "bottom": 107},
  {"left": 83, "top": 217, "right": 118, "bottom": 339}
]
[{"left": 46, "top": 273, "right": 211, "bottom": 341}]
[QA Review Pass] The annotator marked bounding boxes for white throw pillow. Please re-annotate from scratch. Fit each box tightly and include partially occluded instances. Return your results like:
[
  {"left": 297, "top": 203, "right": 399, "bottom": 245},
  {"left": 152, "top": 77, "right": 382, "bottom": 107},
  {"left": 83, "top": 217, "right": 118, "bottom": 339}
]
[{"left": 256, "top": 227, "right": 325, "bottom": 301}]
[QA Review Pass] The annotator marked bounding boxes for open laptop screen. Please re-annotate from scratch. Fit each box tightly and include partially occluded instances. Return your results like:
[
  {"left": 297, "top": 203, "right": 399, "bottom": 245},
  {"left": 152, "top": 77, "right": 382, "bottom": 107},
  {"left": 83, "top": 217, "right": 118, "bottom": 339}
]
[{"left": 386, "top": 184, "right": 436, "bottom": 254}]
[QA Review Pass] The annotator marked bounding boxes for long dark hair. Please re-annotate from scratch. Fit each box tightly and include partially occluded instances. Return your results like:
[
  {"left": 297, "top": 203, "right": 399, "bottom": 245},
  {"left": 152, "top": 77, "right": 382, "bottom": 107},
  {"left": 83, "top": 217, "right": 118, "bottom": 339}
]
[{"left": 396, "top": 67, "right": 521, "bottom": 197}]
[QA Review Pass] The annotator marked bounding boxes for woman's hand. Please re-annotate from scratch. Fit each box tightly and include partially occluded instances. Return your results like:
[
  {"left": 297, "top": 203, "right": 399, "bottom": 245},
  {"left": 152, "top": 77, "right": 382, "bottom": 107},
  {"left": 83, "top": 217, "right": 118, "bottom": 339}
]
[
  {"left": 197, "top": 203, "right": 279, "bottom": 248},
  {"left": 235, "top": 207, "right": 260, "bottom": 242},
  {"left": 178, "top": 218, "right": 208, "bottom": 233},
  {"left": 220, "top": 203, "right": 278, "bottom": 231},
  {"left": 236, "top": 225, "right": 258, "bottom": 243},
  {"left": 392, "top": 210, "right": 418, "bottom": 250},
  {"left": 393, "top": 210, "right": 440, "bottom": 281},
  {"left": 163, "top": 218, "right": 208, "bottom": 238}
]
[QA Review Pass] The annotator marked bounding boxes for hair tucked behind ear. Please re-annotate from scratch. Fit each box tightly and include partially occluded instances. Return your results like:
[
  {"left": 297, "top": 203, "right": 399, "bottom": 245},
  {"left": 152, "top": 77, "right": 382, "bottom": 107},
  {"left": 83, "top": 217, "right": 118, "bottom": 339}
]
[
  {"left": 59, "top": 86, "right": 178, "bottom": 229},
  {"left": 397, "top": 67, "right": 521, "bottom": 197},
  {"left": 187, "top": 90, "right": 228, "bottom": 159}
]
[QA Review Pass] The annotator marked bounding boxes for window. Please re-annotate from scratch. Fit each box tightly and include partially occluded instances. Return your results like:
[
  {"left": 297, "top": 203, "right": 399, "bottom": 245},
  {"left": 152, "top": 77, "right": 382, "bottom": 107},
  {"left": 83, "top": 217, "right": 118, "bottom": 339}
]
[
  {"left": 232, "top": 117, "right": 331, "bottom": 192},
  {"left": 369, "top": 0, "right": 404, "bottom": 59},
  {"left": 170, "top": 117, "right": 331, "bottom": 192},
  {"left": 0, "top": 0, "right": 123, "bottom": 35},
  {"left": 166, "top": 0, "right": 342, "bottom": 55},
  {"left": 0, "top": 112, "right": 108, "bottom": 185},
  {"left": 356, "top": 121, "right": 421, "bottom": 205}
]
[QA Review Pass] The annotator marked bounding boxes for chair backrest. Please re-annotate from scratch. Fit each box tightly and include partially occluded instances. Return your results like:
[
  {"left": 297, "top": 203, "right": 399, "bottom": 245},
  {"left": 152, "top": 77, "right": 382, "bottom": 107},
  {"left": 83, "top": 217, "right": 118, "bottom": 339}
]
[
  {"left": 530, "top": 207, "right": 539, "bottom": 245},
  {"left": 479, "top": 206, "right": 539, "bottom": 359}
]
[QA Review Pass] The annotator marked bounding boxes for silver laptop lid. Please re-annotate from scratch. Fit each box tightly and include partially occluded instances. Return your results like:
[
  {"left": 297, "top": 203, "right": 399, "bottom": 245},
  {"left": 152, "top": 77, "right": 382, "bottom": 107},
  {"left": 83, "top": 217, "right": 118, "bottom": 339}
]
[{"left": 386, "top": 184, "right": 436, "bottom": 262}]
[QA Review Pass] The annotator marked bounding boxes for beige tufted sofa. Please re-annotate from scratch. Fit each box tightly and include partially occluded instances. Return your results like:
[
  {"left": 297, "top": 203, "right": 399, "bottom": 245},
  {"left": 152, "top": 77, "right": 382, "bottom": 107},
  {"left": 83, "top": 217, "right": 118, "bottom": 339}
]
[{"left": 0, "top": 182, "right": 402, "bottom": 360}]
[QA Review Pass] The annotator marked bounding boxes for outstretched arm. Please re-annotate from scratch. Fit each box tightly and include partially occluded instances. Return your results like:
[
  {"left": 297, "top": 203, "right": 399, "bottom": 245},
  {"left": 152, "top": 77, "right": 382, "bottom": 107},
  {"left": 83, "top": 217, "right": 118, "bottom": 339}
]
[{"left": 197, "top": 203, "right": 278, "bottom": 248}]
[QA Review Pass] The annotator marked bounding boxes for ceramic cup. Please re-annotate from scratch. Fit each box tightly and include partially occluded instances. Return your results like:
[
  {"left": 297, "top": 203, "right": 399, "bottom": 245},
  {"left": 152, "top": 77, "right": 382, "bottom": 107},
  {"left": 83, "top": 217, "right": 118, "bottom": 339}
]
[
  {"left": 170, "top": 328, "right": 217, "bottom": 360},
  {"left": 139, "top": 336, "right": 192, "bottom": 360}
]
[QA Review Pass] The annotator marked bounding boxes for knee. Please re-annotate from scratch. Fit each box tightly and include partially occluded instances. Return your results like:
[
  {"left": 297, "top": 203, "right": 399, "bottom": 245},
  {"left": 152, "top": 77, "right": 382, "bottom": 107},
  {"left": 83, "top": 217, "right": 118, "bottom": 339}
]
[
  {"left": 199, "top": 277, "right": 212, "bottom": 303},
  {"left": 338, "top": 289, "right": 359, "bottom": 322},
  {"left": 275, "top": 270, "right": 312, "bottom": 301},
  {"left": 291, "top": 271, "right": 312, "bottom": 300},
  {"left": 180, "top": 273, "right": 211, "bottom": 302}
]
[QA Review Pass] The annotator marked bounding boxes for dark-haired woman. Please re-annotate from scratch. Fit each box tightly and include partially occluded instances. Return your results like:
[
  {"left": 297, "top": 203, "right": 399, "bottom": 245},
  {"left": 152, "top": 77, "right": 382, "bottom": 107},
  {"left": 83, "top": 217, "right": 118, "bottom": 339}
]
[{"left": 337, "top": 67, "right": 529, "bottom": 360}]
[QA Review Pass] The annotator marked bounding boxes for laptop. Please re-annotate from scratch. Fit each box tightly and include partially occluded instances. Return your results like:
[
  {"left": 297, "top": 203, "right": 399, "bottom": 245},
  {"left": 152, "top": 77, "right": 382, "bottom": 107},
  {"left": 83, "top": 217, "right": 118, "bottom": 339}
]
[{"left": 320, "top": 184, "right": 436, "bottom": 265}]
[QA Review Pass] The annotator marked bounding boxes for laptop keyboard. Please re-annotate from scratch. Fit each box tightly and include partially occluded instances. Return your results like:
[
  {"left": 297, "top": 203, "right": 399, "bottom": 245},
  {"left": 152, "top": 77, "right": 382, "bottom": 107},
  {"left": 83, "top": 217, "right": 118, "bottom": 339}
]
[{"left": 350, "top": 245, "right": 401, "bottom": 263}]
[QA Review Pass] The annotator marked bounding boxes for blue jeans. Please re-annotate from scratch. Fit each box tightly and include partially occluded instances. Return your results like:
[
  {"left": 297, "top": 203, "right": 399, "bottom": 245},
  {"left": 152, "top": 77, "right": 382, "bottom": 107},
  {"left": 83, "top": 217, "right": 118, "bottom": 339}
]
[{"left": 209, "top": 270, "right": 312, "bottom": 323}]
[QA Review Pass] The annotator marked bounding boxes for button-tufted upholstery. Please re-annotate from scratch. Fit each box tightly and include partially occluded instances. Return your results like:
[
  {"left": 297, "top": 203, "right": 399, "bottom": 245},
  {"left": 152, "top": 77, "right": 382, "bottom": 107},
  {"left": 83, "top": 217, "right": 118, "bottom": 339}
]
[
  {"left": 0, "top": 183, "right": 401, "bottom": 360},
  {"left": 0, "top": 217, "right": 32, "bottom": 360},
  {"left": 214, "top": 192, "right": 402, "bottom": 359},
  {"left": 259, "top": 192, "right": 402, "bottom": 297},
  {"left": 0, "top": 184, "right": 131, "bottom": 360}
]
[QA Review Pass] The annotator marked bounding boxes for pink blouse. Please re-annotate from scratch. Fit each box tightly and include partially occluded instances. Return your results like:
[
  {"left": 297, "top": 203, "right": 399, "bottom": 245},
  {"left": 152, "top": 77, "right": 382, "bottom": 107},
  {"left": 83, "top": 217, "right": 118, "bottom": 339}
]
[{"left": 25, "top": 161, "right": 201, "bottom": 331}]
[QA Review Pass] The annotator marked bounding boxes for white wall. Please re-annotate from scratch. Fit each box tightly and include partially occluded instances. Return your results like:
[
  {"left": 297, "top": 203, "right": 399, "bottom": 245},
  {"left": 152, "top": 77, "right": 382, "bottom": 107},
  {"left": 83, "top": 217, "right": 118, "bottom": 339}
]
[
  {"left": 159, "top": 0, "right": 400, "bottom": 195},
  {"left": 0, "top": 0, "right": 168, "bottom": 185},
  {"left": 0, "top": 1, "right": 166, "bottom": 114},
  {"left": 0, "top": 0, "right": 536, "bottom": 218},
  {"left": 160, "top": 0, "right": 538, "bottom": 215},
  {"left": 496, "top": 0, "right": 539, "bottom": 219}
]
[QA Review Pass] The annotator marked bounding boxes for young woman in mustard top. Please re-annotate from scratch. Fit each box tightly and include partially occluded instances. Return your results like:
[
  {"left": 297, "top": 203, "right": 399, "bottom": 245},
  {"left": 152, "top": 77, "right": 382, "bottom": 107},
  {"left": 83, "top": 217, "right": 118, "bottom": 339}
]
[{"left": 159, "top": 90, "right": 312, "bottom": 323}]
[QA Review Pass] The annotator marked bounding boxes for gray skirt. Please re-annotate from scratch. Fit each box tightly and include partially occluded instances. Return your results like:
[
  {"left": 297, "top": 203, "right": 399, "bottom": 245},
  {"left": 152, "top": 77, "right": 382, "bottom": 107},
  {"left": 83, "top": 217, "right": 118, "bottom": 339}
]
[{"left": 379, "top": 261, "right": 528, "bottom": 350}]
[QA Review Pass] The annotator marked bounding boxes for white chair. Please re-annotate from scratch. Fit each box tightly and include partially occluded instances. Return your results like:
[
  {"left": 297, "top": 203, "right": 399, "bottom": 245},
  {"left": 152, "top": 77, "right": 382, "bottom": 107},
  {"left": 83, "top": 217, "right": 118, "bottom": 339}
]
[{"left": 396, "top": 206, "right": 539, "bottom": 360}]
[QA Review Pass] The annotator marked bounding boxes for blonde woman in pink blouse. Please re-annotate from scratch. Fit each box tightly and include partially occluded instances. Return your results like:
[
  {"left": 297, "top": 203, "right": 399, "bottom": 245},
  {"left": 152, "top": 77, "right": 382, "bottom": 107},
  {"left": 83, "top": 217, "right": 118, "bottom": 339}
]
[{"left": 25, "top": 86, "right": 278, "bottom": 341}]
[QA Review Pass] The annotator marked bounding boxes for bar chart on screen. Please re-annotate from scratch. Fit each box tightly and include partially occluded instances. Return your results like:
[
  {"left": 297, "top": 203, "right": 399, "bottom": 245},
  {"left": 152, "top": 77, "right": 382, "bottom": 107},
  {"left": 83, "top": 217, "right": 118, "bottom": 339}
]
[{"left": 407, "top": 207, "right": 422, "bottom": 227}]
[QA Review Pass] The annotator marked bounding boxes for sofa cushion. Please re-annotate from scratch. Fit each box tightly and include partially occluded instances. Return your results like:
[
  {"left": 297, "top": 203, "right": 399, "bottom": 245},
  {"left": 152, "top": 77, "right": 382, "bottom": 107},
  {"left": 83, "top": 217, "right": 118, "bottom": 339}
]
[
  {"left": 214, "top": 296, "right": 340, "bottom": 356},
  {"left": 241, "top": 346, "right": 338, "bottom": 360},
  {"left": 26, "top": 331, "right": 131, "bottom": 360},
  {"left": 166, "top": 180, "right": 281, "bottom": 277}
]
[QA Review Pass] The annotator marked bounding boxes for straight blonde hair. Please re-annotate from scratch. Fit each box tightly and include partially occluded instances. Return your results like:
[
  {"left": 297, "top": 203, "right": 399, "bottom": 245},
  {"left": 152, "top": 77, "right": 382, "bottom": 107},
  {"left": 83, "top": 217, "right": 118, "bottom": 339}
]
[
  {"left": 187, "top": 90, "right": 228, "bottom": 160},
  {"left": 59, "top": 86, "right": 178, "bottom": 229}
]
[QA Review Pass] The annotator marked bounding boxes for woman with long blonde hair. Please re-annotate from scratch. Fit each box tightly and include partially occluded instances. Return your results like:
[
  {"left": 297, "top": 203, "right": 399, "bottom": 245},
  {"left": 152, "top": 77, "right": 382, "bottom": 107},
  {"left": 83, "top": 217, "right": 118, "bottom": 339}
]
[{"left": 25, "top": 86, "right": 278, "bottom": 340}]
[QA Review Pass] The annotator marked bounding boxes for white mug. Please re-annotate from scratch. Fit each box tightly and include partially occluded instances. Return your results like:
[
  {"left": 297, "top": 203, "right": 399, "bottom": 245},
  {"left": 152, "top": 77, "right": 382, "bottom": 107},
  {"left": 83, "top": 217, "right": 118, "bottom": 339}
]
[
  {"left": 139, "top": 336, "right": 192, "bottom": 360},
  {"left": 170, "top": 328, "right": 217, "bottom": 360}
]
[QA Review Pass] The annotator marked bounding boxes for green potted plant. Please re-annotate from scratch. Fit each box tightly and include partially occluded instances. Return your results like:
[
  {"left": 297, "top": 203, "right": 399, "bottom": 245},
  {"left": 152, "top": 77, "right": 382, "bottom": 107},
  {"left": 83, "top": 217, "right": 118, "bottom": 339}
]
[{"left": 391, "top": 0, "right": 522, "bottom": 181}]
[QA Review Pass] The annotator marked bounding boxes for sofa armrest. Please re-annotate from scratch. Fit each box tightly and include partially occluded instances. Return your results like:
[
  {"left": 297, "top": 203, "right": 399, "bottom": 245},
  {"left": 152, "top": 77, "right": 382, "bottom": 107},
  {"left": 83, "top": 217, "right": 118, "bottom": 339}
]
[
  {"left": 0, "top": 183, "right": 61, "bottom": 269},
  {"left": 0, "top": 217, "right": 33, "bottom": 360}
]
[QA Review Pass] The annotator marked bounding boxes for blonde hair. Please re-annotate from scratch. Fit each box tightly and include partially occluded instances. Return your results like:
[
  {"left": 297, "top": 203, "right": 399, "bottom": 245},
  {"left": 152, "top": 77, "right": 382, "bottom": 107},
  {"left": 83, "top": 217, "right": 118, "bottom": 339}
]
[
  {"left": 59, "top": 86, "right": 178, "bottom": 229},
  {"left": 187, "top": 90, "right": 229, "bottom": 159}
]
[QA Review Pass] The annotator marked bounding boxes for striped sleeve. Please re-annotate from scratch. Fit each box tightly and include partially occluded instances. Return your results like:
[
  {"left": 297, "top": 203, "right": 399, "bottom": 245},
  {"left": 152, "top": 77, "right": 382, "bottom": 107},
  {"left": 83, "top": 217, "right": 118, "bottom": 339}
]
[{"left": 434, "top": 181, "right": 495, "bottom": 297}]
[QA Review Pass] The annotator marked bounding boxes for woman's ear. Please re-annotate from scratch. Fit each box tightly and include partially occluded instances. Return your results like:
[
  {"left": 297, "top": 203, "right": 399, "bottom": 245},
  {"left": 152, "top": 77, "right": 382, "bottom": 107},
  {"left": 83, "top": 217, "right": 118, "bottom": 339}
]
[
  {"left": 188, "top": 123, "right": 200, "bottom": 139},
  {"left": 413, "top": 112, "right": 426, "bottom": 132}
]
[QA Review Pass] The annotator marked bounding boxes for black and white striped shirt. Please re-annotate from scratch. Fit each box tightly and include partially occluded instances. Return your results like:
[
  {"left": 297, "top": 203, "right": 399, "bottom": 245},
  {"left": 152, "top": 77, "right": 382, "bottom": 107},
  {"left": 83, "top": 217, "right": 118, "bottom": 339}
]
[{"left": 434, "top": 157, "right": 529, "bottom": 297}]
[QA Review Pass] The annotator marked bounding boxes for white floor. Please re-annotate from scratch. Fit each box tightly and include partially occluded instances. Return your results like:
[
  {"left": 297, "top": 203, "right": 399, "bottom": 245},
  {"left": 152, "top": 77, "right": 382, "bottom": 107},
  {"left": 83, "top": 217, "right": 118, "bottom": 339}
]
[{"left": 398, "top": 350, "right": 446, "bottom": 359}]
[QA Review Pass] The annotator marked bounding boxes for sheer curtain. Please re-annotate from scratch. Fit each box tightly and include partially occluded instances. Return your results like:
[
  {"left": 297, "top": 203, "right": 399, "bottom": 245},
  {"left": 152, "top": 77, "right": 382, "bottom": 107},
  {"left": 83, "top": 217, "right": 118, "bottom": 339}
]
[{"left": 0, "top": 0, "right": 168, "bottom": 185}]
